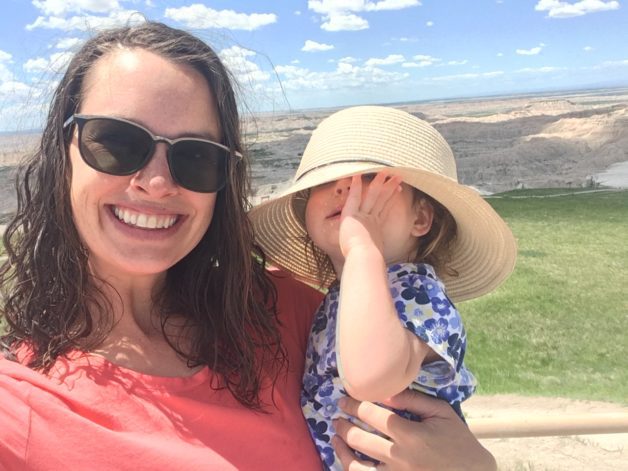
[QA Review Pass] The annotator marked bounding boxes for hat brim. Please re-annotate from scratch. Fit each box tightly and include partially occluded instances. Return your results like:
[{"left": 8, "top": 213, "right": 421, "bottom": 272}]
[{"left": 249, "top": 163, "right": 517, "bottom": 302}]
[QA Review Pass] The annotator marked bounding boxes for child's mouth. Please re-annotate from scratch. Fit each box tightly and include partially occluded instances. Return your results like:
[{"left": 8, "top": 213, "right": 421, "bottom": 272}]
[{"left": 327, "top": 208, "right": 342, "bottom": 219}]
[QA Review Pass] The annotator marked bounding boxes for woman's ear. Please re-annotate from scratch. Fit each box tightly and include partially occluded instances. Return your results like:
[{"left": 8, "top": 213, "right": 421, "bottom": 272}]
[{"left": 411, "top": 198, "right": 434, "bottom": 237}]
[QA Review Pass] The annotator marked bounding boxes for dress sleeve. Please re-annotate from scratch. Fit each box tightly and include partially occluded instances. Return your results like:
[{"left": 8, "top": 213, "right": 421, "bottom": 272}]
[{"left": 388, "top": 264, "right": 475, "bottom": 399}]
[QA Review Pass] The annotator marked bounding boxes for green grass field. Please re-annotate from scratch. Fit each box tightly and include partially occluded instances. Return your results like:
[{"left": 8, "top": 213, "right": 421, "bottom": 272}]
[{"left": 462, "top": 188, "right": 628, "bottom": 404}]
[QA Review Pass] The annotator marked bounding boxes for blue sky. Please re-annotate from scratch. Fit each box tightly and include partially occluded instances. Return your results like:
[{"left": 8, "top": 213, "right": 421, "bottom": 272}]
[{"left": 0, "top": 0, "right": 627, "bottom": 131}]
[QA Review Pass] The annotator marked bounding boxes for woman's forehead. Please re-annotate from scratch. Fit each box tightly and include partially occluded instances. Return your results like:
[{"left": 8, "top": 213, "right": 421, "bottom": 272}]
[{"left": 80, "top": 48, "right": 221, "bottom": 139}]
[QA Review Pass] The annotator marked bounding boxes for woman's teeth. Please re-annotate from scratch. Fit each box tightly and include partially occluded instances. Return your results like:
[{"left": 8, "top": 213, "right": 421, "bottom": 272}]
[{"left": 113, "top": 207, "right": 178, "bottom": 229}]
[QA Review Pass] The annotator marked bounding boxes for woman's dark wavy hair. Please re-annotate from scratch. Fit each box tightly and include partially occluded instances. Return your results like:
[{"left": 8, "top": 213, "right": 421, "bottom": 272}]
[{"left": 0, "top": 21, "right": 284, "bottom": 408}]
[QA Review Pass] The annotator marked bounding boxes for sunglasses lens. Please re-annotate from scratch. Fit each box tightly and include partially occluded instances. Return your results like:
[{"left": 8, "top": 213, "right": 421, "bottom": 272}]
[
  {"left": 74, "top": 116, "right": 231, "bottom": 193},
  {"left": 170, "top": 140, "right": 227, "bottom": 193},
  {"left": 79, "top": 118, "right": 151, "bottom": 175}
]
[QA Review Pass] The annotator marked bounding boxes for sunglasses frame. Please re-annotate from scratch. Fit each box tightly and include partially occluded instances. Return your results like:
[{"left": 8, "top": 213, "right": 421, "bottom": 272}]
[{"left": 63, "top": 114, "right": 242, "bottom": 193}]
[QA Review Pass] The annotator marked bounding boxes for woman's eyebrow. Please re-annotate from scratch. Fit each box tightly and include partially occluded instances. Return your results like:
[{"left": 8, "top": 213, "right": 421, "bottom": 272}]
[
  {"left": 175, "top": 131, "right": 221, "bottom": 140},
  {"left": 108, "top": 114, "right": 221, "bottom": 141}
]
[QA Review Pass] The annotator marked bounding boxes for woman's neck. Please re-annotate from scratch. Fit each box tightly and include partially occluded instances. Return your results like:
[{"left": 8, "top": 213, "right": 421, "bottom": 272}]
[
  {"left": 89, "top": 269, "right": 200, "bottom": 377},
  {"left": 92, "top": 333, "right": 202, "bottom": 377}
]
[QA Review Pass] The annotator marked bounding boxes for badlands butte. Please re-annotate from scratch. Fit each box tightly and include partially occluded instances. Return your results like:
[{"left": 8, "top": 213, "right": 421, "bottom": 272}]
[
  {"left": 245, "top": 88, "right": 628, "bottom": 202},
  {"left": 0, "top": 88, "right": 627, "bottom": 219}
]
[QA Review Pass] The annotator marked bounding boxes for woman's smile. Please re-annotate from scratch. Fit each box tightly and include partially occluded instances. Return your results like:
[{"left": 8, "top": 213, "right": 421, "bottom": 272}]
[{"left": 112, "top": 205, "right": 179, "bottom": 230}]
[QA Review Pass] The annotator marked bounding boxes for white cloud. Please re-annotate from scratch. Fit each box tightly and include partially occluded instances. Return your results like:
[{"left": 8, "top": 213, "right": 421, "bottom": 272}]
[
  {"left": 0, "top": 98, "right": 49, "bottom": 133},
  {"left": 291, "top": 59, "right": 301, "bottom": 64},
  {"left": 339, "top": 56, "right": 359, "bottom": 63},
  {"left": 165, "top": 4, "right": 277, "bottom": 31},
  {"left": 516, "top": 66, "right": 566, "bottom": 73},
  {"left": 295, "top": 10, "right": 302, "bottom": 15},
  {"left": 275, "top": 60, "right": 409, "bottom": 92},
  {"left": 367, "top": 0, "right": 421, "bottom": 10},
  {"left": 0, "top": 80, "right": 32, "bottom": 95},
  {"left": 0, "top": 50, "right": 19, "bottom": 89},
  {"left": 413, "top": 54, "right": 438, "bottom": 61},
  {"left": 23, "top": 58, "right": 49, "bottom": 74},
  {"left": 52, "top": 51, "right": 76, "bottom": 72},
  {"left": 308, "top": 0, "right": 421, "bottom": 14},
  {"left": 517, "top": 47, "right": 542, "bottom": 55},
  {"left": 365, "top": 54, "right": 405, "bottom": 66},
  {"left": 595, "top": 59, "right": 628, "bottom": 68},
  {"left": 0, "top": 63, "right": 13, "bottom": 82},
  {"left": 275, "top": 65, "right": 301, "bottom": 75},
  {"left": 516, "top": 43, "right": 545, "bottom": 55},
  {"left": 583, "top": 46, "right": 594, "bottom": 52},
  {"left": 321, "top": 13, "right": 369, "bottom": 31},
  {"left": 426, "top": 66, "right": 569, "bottom": 85},
  {"left": 430, "top": 70, "right": 504, "bottom": 82},
  {"left": 308, "top": 0, "right": 421, "bottom": 31},
  {"left": 26, "top": 10, "right": 145, "bottom": 31},
  {"left": 534, "top": 0, "right": 619, "bottom": 18},
  {"left": 219, "top": 46, "right": 270, "bottom": 83},
  {"left": 497, "top": 52, "right": 504, "bottom": 57},
  {"left": 0, "top": 50, "right": 12, "bottom": 62},
  {"left": 447, "top": 60, "right": 468, "bottom": 66},
  {"left": 426, "top": 20, "right": 433, "bottom": 27},
  {"left": 33, "top": 0, "right": 121, "bottom": 16},
  {"left": 307, "top": 0, "right": 421, "bottom": 15},
  {"left": 55, "top": 37, "right": 82, "bottom": 49},
  {"left": 336, "top": 62, "right": 355, "bottom": 73},
  {"left": 23, "top": 52, "right": 74, "bottom": 74},
  {"left": 302, "top": 40, "right": 335, "bottom": 52},
  {"left": 402, "top": 54, "right": 441, "bottom": 67}
]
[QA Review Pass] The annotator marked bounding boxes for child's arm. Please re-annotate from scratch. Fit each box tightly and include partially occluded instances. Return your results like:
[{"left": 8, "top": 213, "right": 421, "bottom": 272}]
[{"left": 337, "top": 173, "right": 437, "bottom": 402}]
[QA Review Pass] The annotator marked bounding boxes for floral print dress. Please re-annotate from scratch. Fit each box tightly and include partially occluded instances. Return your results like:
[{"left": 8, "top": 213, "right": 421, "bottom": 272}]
[{"left": 301, "top": 263, "right": 477, "bottom": 470}]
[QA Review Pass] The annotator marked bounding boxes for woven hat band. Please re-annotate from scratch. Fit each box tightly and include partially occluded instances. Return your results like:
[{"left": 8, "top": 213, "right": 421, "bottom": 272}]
[
  {"left": 296, "top": 159, "right": 392, "bottom": 182},
  {"left": 296, "top": 106, "right": 458, "bottom": 181}
]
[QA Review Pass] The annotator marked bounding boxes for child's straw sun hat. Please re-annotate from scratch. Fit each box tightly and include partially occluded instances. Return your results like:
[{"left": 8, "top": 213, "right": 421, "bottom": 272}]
[{"left": 249, "top": 106, "right": 517, "bottom": 302}]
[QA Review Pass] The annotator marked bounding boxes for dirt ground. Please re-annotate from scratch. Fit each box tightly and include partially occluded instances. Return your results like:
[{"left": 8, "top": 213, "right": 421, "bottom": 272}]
[{"left": 464, "top": 395, "right": 628, "bottom": 470}]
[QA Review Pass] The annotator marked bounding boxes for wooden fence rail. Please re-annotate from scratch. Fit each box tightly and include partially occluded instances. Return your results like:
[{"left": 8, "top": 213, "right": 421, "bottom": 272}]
[{"left": 468, "top": 413, "right": 628, "bottom": 439}]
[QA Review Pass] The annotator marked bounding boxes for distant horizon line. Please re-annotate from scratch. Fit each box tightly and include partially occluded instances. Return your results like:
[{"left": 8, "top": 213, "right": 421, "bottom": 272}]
[
  {"left": 246, "top": 83, "right": 628, "bottom": 117},
  {"left": 3, "top": 83, "right": 627, "bottom": 135}
]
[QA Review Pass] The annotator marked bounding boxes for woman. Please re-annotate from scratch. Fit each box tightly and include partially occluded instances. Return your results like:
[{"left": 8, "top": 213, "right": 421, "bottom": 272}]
[{"left": 0, "top": 22, "right": 495, "bottom": 470}]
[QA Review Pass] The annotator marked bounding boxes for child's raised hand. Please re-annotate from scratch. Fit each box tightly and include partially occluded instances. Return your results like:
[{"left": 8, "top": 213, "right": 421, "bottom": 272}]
[{"left": 339, "top": 172, "right": 403, "bottom": 259}]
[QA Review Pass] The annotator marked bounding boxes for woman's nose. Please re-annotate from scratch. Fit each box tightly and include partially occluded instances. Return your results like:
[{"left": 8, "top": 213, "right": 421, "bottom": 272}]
[
  {"left": 130, "top": 143, "right": 178, "bottom": 197},
  {"left": 334, "top": 177, "right": 352, "bottom": 196}
]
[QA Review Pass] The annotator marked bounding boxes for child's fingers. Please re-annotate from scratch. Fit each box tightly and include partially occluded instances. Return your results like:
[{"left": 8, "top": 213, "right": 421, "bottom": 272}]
[
  {"left": 359, "top": 172, "right": 387, "bottom": 213},
  {"left": 363, "top": 173, "right": 403, "bottom": 217},
  {"left": 342, "top": 174, "right": 363, "bottom": 217},
  {"left": 374, "top": 175, "right": 403, "bottom": 216}
]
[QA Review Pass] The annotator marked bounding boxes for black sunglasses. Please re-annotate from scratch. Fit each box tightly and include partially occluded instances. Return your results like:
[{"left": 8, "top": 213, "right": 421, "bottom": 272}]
[{"left": 63, "top": 114, "right": 242, "bottom": 193}]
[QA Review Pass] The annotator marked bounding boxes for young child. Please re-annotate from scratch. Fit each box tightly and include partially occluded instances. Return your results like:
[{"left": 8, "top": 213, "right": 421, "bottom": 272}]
[{"left": 249, "top": 106, "right": 516, "bottom": 469}]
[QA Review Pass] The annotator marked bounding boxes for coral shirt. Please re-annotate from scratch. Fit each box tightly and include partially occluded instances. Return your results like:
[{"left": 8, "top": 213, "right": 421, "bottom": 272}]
[{"left": 0, "top": 271, "right": 324, "bottom": 471}]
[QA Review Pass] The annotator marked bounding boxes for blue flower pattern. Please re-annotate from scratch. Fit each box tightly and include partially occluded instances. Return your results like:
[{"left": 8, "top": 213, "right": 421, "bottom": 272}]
[{"left": 302, "top": 263, "right": 476, "bottom": 470}]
